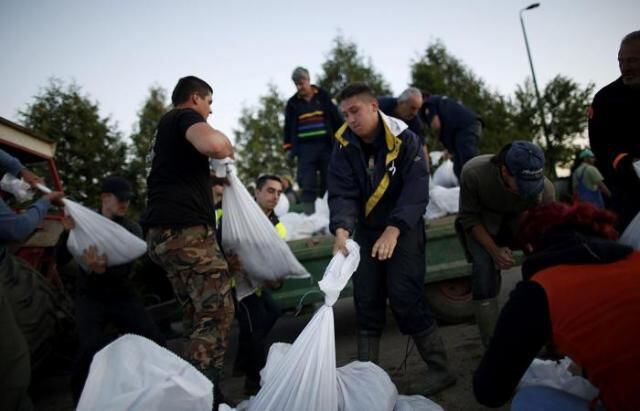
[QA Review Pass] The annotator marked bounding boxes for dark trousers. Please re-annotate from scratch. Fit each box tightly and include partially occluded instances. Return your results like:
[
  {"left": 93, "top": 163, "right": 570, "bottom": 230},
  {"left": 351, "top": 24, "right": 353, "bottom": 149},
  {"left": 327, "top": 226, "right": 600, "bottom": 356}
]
[
  {"left": 352, "top": 223, "right": 435, "bottom": 336},
  {"left": 448, "top": 121, "right": 481, "bottom": 179},
  {"left": 296, "top": 141, "right": 332, "bottom": 203},
  {"left": 0, "top": 255, "right": 33, "bottom": 411},
  {"left": 71, "top": 283, "right": 164, "bottom": 402},
  {"left": 234, "top": 290, "right": 280, "bottom": 381}
]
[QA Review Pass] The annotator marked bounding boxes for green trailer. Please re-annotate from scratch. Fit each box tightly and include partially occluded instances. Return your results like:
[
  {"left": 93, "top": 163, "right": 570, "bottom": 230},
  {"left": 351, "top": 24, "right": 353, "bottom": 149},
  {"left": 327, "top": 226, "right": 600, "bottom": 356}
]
[{"left": 273, "top": 215, "right": 476, "bottom": 324}]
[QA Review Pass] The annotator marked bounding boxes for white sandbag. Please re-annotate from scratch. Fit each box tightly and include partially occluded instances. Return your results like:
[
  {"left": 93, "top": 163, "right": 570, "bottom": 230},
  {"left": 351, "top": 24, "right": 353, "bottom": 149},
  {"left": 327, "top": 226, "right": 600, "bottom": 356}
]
[
  {"left": 260, "top": 342, "right": 291, "bottom": 387},
  {"left": 425, "top": 186, "right": 460, "bottom": 220},
  {"left": 274, "top": 192, "right": 289, "bottom": 217},
  {"left": 64, "top": 199, "right": 147, "bottom": 267},
  {"left": 620, "top": 211, "right": 640, "bottom": 250},
  {"left": 393, "top": 395, "right": 444, "bottom": 411},
  {"left": 429, "top": 151, "right": 444, "bottom": 168},
  {"left": 212, "top": 160, "right": 310, "bottom": 281},
  {"left": 432, "top": 159, "right": 458, "bottom": 188},
  {"left": 242, "top": 240, "right": 360, "bottom": 411},
  {"left": 77, "top": 334, "right": 213, "bottom": 411},
  {"left": 36, "top": 183, "right": 146, "bottom": 267},
  {"left": 1, "top": 173, "right": 34, "bottom": 202},
  {"left": 518, "top": 357, "right": 599, "bottom": 401},
  {"left": 337, "top": 361, "right": 398, "bottom": 411}
]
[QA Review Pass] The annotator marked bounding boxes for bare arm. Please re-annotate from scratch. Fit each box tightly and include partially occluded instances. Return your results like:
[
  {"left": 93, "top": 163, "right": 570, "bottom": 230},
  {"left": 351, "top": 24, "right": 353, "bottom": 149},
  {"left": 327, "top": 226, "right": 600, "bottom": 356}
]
[{"left": 185, "top": 123, "right": 234, "bottom": 159}]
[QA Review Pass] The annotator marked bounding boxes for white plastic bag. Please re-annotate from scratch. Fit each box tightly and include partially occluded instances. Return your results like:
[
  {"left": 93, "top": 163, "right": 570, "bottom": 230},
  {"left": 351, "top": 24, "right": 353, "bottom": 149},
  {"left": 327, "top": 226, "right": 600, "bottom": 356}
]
[
  {"left": 337, "top": 361, "right": 398, "bottom": 411},
  {"left": 393, "top": 395, "right": 444, "bottom": 411},
  {"left": 213, "top": 160, "right": 310, "bottom": 281},
  {"left": 77, "top": 334, "right": 213, "bottom": 411},
  {"left": 518, "top": 357, "right": 599, "bottom": 401},
  {"left": 274, "top": 192, "right": 289, "bottom": 217},
  {"left": 243, "top": 240, "right": 360, "bottom": 411},
  {"left": 1, "top": 173, "right": 33, "bottom": 202},
  {"left": 620, "top": 211, "right": 640, "bottom": 250},
  {"left": 64, "top": 199, "right": 146, "bottom": 267},
  {"left": 424, "top": 186, "right": 459, "bottom": 220},
  {"left": 432, "top": 159, "right": 459, "bottom": 188},
  {"left": 36, "top": 184, "right": 146, "bottom": 267}
]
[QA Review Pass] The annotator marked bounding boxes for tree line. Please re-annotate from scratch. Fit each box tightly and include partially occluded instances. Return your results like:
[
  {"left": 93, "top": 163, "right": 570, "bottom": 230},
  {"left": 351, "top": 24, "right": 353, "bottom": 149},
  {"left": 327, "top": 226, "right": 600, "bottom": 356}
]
[{"left": 18, "top": 36, "right": 594, "bottom": 216}]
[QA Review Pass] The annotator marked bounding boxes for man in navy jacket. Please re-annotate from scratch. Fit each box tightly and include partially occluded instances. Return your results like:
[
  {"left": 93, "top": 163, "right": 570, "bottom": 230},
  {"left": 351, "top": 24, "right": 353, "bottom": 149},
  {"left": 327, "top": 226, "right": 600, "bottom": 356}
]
[
  {"left": 328, "top": 83, "right": 455, "bottom": 396},
  {"left": 284, "top": 67, "right": 342, "bottom": 214}
]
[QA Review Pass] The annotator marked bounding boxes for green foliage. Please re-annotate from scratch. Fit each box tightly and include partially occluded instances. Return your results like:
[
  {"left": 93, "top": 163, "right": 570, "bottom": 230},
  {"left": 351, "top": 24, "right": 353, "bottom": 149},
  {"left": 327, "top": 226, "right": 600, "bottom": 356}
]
[
  {"left": 318, "top": 35, "right": 392, "bottom": 97},
  {"left": 411, "top": 41, "right": 527, "bottom": 154},
  {"left": 127, "top": 86, "right": 168, "bottom": 214},
  {"left": 234, "top": 84, "right": 295, "bottom": 185},
  {"left": 513, "top": 75, "right": 595, "bottom": 178},
  {"left": 19, "top": 79, "right": 128, "bottom": 207}
]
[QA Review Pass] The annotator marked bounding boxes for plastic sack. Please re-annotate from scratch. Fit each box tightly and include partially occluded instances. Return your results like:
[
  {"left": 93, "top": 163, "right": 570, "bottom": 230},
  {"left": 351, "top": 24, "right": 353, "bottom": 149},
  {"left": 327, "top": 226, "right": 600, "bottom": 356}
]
[
  {"left": 393, "top": 395, "right": 444, "bottom": 411},
  {"left": 620, "top": 211, "right": 640, "bottom": 250},
  {"left": 36, "top": 184, "right": 146, "bottom": 267},
  {"left": 240, "top": 240, "right": 360, "bottom": 411},
  {"left": 432, "top": 159, "right": 458, "bottom": 188},
  {"left": 518, "top": 357, "right": 599, "bottom": 401},
  {"left": 213, "top": 159, "right": 310, "bottom": 281},
  {"left": 337, "top": 361, "right": 398, "bottom": 411},
  {"left": 277, "top": 193, "right": 330, "bottom": 240},
  {"left": 424, "top": 186, "right": 460, "bottom": 220},
  {"left": 77, "top": 334, "right": 213, "bottom": 411},
  {"left": 64, "top": 199, "right": 146, "bottom": 267},
  {"left": 274, "top": 191, "right": 289, "bottom": 217},
  {"left": 1, "top": 173, "right": 33, "bottom": 202}
]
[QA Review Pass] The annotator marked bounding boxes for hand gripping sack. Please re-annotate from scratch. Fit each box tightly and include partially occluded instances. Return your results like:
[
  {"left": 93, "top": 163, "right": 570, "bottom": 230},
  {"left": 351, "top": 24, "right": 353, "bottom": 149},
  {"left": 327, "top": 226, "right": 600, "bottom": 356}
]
[
  {"left": 245, "top": 240, "right": 360, "bottom": 411},
  {"left": 214, "top": 160, "right": 310, "bottom": 281},
  {"left": 77, "top": 334, "right": 213, "bottom": 411},
  {"left": 38, "top": 184, "right": 146, "bottom": 267}
]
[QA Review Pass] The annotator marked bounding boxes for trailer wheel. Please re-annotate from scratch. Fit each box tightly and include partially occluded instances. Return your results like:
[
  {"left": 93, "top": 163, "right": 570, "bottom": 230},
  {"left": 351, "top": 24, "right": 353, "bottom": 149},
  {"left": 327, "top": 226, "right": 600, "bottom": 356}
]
[{"left": 424, "top": 277, "right": 474, "bottom": 324}]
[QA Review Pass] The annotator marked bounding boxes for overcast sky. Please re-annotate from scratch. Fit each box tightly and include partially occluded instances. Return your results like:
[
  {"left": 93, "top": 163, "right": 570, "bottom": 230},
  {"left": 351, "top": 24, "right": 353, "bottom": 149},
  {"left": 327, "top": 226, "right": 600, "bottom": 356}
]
[{"left": 1, "top": 0, "right": 637, "bottom": 143}]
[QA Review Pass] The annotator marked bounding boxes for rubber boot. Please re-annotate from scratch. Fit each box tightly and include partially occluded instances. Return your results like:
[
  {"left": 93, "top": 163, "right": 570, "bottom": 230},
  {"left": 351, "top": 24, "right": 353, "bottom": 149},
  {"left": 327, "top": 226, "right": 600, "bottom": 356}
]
[
  {"left": 301, "top": 201, "right": 315, "bottom": 215},
  {"left": 413, "top": 325, "right": 457, "bottom": 396},
  {"left": 357, "top": 330, "right": 380, "bottom": 364},
  {"left": 474, "top": 298, "right": 499, "bottom": 348},
  {"left": 202, "top": 368, "right": 230, "bottom": 410}
]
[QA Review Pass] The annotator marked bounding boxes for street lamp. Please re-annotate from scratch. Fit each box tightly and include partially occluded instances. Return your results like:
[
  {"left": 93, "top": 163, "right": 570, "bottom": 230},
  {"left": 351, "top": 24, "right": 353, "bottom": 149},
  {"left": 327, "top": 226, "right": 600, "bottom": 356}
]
[{"left": 519, "top": 3, "right": 551, "bottom": 158}]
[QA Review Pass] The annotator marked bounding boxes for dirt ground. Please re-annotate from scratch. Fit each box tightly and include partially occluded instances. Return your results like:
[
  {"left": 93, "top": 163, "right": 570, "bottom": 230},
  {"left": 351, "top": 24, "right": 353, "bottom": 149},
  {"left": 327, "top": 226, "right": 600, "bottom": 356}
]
[{"left": 31, "top": 268, "right": 521, "bottom": 410}]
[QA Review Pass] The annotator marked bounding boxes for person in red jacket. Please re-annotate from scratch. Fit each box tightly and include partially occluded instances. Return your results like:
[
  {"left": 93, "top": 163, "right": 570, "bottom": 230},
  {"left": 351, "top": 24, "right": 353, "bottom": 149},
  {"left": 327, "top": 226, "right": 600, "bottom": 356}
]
[{"left": 473, "top": 201, "right": 640, "bottom": 410}]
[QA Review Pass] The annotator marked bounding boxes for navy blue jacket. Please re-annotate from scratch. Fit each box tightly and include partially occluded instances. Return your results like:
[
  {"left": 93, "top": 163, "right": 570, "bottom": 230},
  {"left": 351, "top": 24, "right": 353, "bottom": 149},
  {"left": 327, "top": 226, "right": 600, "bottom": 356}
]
[
  {"left": 283, "top": 86, "right": 343, "bottom": 154},
  {"left": 328, "top": 113, "right": 429, "bottom": 234},
  {"left": 420, "top": 95, "right": 478, "bottom": 149},
  {"left": 377, "top": 96, "right": 424, "bottom": 138}
]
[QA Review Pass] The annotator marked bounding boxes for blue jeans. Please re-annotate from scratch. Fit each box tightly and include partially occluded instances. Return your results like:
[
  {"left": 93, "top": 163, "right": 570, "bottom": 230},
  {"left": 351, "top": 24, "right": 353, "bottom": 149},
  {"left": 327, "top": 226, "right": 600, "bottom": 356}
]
[
  {"left": 465, "top": 233, "right": 501, "bottom": 300},
  {"left": 512, "top": 386, "right": 602, "bottom": 411}
]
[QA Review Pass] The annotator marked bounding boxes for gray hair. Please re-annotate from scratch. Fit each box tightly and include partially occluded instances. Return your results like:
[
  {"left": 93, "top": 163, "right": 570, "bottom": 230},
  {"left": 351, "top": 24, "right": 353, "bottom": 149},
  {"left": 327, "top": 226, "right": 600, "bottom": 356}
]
[
  {"left": 291, "top": 67, "right": 310, "bottom": 82},
  {"left": 621, "top": 30, "right": 640, "bottom": 46},
  {"left": 397, "top": 87, "right": 422, "bottom": 103}
]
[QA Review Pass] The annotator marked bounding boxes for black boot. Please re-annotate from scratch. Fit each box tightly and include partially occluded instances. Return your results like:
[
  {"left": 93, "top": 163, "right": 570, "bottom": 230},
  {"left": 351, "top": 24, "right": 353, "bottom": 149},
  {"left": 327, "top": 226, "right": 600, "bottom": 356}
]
[
  {"left": 412, "top": 325, "right": 457, "bottom": 396},
  {"left": 202, "top": 367, "right": 230, "bottom": 410},
  {"left": 357, "top": 330, "right": 380, "bottom": 363}
]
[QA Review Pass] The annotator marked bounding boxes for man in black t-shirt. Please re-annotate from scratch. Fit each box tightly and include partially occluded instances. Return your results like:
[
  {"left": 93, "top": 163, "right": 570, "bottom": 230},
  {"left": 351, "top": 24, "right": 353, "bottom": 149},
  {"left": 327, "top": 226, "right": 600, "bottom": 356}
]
[{"left": 141, "top": 76, "right": 234, "bottom": 404}]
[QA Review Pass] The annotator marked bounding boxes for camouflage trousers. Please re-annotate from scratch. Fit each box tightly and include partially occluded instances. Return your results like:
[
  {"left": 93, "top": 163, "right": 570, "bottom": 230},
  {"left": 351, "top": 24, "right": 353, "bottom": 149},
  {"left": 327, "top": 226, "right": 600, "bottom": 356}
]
[{"left": 147, "top": 225, "right": 234, "bottom": 375}]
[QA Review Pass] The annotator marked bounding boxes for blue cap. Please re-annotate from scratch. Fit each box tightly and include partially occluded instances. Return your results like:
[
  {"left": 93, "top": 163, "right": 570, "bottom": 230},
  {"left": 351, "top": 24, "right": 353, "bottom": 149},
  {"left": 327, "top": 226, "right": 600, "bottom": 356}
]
[
  {"left": 578, "top": 149, "right": 594, "bottom": 160},
  {"left": 505, "top": 141, "right": 545, "bottom": 199}
]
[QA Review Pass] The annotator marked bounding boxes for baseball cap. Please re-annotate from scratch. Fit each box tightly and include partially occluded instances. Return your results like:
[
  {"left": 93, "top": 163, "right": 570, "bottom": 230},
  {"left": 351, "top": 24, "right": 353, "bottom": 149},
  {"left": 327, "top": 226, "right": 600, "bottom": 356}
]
[
  {"left": 578, "top": 149, "right": 595, "bottom": 160},
  {"left": 504, "top": 141, "right": 545, "bottom": 199},
  {"left": 101, "top": 176, "right": 134, "bottom": 201}
]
